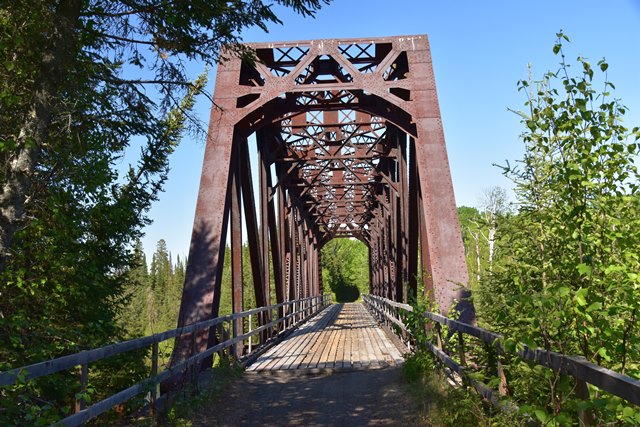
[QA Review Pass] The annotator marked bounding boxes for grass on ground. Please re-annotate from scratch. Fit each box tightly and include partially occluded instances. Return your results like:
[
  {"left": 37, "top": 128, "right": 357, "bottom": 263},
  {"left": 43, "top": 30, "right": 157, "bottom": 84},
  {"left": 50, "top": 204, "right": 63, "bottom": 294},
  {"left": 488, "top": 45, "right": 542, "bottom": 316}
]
[{"left": 403, "top": 351, "right": 526, "bottom": 427}]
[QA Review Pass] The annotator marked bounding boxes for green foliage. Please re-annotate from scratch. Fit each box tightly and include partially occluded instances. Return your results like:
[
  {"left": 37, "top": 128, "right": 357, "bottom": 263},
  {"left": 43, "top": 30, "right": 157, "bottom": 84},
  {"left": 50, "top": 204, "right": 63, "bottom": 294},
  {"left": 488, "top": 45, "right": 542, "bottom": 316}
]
[
  {"left": 403, "top": 351, "right": 524, "bottom": 427},
  {"left": 321, "top": 238, "right": 369, "bottom": 302},
  {"left": 477, "top": 32, "right": 640, "bottom": 424}
]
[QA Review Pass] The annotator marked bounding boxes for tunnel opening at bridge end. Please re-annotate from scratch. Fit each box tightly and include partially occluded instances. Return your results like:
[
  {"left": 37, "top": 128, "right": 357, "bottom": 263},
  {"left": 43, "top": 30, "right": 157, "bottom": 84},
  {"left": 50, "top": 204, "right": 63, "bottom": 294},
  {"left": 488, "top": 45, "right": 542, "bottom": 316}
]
[{"left": 321, "top": 237, "right": 369, "bottom": 303}]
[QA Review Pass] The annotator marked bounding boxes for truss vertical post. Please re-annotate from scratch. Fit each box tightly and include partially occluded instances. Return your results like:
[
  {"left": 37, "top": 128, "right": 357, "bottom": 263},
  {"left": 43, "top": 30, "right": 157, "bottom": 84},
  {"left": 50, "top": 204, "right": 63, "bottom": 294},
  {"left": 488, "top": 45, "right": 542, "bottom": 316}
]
[
  {"left": 391, "top": 187, "right": 401, "bottom": 302},
  {"left": 277, "top": 181, "right": 288, "bottom": 300},
  {"left": 230, "top": 138, "right": 244, "bottom": 359},
  {"left": 288, "top": 202, "right": 297, "bottom": 302},
  {"left": 385, "top": 209, "right": 394, "bottom": 300},
  {"left": 240, "top": 139, "right": 266, "bottom": 310},
  {"left": 407, "top": 138, "right": 419, "bottom": 300},
  {"left": 257, "top": 130, "right": 272, "bottom": 341},
  {"left": 398, "top": 129, "right": 409, "bottom": 303},
  {"left": 169, "top": 125, "right": 232, "bottom": 373}
]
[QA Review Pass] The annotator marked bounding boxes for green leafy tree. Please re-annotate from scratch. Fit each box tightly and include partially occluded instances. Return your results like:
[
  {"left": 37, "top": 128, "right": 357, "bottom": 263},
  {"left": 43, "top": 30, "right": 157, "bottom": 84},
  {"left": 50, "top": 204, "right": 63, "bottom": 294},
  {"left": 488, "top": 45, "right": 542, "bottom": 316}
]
[
  {"left": 477, "top": 33, "right": 640, "bottom": 424},
  {"left": 0, "top": 0, "right": 329, "bottom": 268}
]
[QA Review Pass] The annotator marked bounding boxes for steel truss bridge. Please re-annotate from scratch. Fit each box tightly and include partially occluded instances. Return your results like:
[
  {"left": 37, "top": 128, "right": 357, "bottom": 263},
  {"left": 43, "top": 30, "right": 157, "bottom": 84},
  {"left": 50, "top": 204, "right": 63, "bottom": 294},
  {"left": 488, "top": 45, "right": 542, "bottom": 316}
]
[{"left": 173, "top": 34, "right": 471, "bottom": 363}]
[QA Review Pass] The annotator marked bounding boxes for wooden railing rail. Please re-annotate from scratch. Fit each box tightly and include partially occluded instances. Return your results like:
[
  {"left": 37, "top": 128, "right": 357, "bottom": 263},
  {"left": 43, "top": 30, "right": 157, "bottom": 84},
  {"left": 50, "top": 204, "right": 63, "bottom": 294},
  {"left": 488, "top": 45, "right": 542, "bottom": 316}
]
[
  {"left": 362, "top": 294, "right": 640, "bottom": 414},
  {"left": 0, "top": 294, "right": 332, "bottom": 426}
]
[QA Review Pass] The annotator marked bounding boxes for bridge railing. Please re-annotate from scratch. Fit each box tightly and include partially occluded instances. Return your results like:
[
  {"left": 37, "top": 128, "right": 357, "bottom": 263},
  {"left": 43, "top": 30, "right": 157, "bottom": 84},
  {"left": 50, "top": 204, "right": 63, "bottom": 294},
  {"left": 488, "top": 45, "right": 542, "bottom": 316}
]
[
  {"left": 0, "top": 294, "right": 332, "bottom": 426},
  {"left": 362, "top": 294, "right": 640, "bottom": 421}
]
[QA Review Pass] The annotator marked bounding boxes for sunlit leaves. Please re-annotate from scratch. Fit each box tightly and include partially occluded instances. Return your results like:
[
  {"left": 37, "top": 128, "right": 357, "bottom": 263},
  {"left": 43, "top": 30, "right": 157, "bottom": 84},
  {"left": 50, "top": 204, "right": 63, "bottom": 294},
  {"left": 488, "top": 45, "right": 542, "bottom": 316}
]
[{"left": 478, "top": 32, "right": 640, "bottom": 425}]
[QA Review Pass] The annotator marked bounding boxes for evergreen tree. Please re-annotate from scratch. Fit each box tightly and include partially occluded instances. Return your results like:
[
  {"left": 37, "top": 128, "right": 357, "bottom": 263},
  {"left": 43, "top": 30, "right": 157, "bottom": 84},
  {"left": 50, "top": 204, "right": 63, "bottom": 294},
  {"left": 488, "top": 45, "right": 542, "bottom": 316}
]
[
  {"left": 149, "top": 239, "right": 172, "bottom": 332},
  {"left": 117, "top": 240, "right": 149, "bottom": 338}
]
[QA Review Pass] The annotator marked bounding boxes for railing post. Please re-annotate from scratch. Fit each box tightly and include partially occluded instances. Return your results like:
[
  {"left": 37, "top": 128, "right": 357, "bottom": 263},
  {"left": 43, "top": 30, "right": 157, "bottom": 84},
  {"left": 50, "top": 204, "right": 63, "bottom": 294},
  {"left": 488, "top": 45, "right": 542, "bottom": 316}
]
[
  {"left": 435, "top": 323, "right": 444, "bottom": 352},
  {"left": 496, "top": 340, "right": 508, "bottom": 396},
  {"left": 190, "top": 331, "right": 199, "bottom": 386},
  {"left": 260, "top": 310, "right": 267, "bottom": 344},
  {"left": 400, "top": 306, "right": 407, "bottom": 342},
  {"left": 74, "top": 357, "right": 88, "bottom": 416},
  {"left": 231, "top": 315, "right": 239, "bottom": 359},
  {"left": 248, "top": 314, "right": 253, "bottom": 353},
  {"left": 576, "top": 377, "right": 592, "bottom": 426},
  {"left": 457, "top": 331, "right": 467, "bottom": 367},
  {"left": 285, "top": 303, "right": 290, "bottom": 328},
  {"left": 150, "top": 341, "right": 160, "bottom": 417}
]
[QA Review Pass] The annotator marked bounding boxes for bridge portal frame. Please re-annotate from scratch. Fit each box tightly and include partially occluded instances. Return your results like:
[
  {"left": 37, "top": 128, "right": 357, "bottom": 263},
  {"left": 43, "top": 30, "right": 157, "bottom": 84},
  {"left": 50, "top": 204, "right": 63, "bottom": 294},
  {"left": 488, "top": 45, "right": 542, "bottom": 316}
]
[{"left": 171, "top": 35, "right": 472, "bottom": 368}]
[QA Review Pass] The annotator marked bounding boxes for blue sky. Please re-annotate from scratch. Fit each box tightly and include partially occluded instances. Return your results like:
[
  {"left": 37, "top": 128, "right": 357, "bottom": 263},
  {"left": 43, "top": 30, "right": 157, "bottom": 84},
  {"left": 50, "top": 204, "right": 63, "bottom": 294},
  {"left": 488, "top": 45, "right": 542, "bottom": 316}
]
[{"left": 139, "top": 0, "right": 640, "bottom": 260}]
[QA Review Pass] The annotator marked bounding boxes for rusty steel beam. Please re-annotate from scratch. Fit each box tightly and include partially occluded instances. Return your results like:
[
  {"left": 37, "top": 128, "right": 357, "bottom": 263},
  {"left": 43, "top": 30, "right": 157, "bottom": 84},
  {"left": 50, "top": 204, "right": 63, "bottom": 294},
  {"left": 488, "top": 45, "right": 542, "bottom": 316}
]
[
  {"left": 230, "top": 141, "right": 244, "bottom": 358},
  {"left": 238, "top": 140, "right": 264, "bottom": 309},
  {"left": 407, "top": 138, "right": 419, "bottom": 300}
]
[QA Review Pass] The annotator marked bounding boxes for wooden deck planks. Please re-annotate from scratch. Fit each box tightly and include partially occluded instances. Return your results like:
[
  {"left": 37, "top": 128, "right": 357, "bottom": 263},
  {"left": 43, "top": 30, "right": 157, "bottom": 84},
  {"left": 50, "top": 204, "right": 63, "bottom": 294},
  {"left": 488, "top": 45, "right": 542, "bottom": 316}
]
[
  {"left": 246, "top": 303, "right": 404, "bottom": 372},
  {"left": 250, "top": 304, "right": 339, "bottom": 371}
]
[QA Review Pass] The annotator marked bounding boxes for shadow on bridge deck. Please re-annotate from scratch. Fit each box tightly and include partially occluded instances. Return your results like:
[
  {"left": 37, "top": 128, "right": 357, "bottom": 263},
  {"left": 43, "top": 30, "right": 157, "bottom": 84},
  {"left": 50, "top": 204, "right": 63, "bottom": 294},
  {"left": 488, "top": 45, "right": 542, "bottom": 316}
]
[{"left": 189, "top": 366, "right": 422, "bottom": 426}]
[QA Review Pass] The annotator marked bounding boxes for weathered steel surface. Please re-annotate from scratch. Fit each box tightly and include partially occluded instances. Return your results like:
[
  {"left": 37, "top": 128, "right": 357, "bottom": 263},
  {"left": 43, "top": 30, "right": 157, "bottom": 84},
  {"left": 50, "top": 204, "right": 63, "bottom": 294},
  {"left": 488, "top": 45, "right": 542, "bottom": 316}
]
[{"left": 172, "top": 35, "right": 473, "bottom": 369}]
